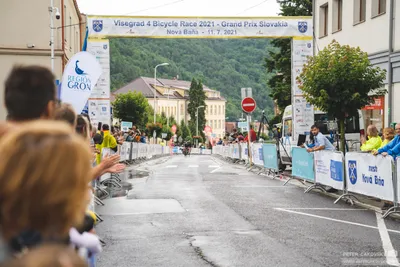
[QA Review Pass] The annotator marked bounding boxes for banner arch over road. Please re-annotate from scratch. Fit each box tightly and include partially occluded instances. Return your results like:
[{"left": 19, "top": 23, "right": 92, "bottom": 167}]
[{"left": 86, "top": 15, "right": 313, "bottom": 140}]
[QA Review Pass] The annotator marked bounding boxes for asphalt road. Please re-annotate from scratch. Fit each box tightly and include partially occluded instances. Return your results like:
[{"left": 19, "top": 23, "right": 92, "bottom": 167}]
[{"left": 96, "top": 155, "right": 400, "bottom": 267}]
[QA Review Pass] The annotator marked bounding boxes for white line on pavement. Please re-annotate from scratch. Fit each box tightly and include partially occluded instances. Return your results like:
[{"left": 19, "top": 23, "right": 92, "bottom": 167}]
[
  {"left": 165, "top": 165, "right": 178, "bottom": 168},
  {"left": 375, "top": 212, "right": 400, "bottom": 266},
  {"left": 278, "top": 208, "right": 368, "bottom": 211},
  {"left": 232, "top": 185, "right": 288, "bottom": 188},
  {"left": 188, "top": 165, "right": 199, "bottom": 168},
  {"left": 274, "top": 208, "right": 400, "bottom": 234},
  {"left": 210, "top": 167, "right": 222, "bottom": 173},
  {"left": 209, "top": 165, "right": 220, "bottom": 168}
]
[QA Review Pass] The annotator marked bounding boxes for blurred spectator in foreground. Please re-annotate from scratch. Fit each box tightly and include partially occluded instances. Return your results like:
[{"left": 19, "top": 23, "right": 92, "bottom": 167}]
[
  {"left": 53, "top": 103, "right": 76, "bottom": 127},
  {"left": 0, "top": 121, "right": 92, "bottom": 261},
  {"left": 360, "top": 125, "right": 382, "bottom": 152},
  {"left": 4, "top": 245, "right": 87, "bottom": 267},
  {"left": 5, "top": 65, "right": 58, "bottom": 123}
]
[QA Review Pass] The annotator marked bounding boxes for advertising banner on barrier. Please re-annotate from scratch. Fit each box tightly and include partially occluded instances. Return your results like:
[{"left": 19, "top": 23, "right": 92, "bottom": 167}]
[
  {"left": 262, "top": 144, "right": 278, "bottom": 170},
  {"left": 345, "top": 153, "right": 394, "bottom": 201},
  {"left": 314, "top": 151, "right": 344, "bottom": 190},
  {"left": 398, "top": 158, "right": 400, "bottom": 204},
  {"left": 241, "top": 143, "right": 248, "bottom": 160},
  {"left": 292, "top": 147, "right": 314, "bottom": 181},
  {"left": 232, "top": 144, "right": 240, "bottom": 159},
  {"left": 252, "top": 143, "right": 264, "bottom": 166}
]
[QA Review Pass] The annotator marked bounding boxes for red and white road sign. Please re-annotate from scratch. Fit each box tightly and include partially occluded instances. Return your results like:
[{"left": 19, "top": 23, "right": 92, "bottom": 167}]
[{"left": 241, "top": 97, "right": 256, "bottom": 113}]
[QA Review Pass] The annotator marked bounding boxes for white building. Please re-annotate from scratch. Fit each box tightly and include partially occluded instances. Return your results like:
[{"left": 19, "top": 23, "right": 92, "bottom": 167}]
[
  {"left": 313, "top": 0, "right": 399, "bottom": 130},
  {"left": 113, "top": 77, "right": 227, "bottom": 138}
]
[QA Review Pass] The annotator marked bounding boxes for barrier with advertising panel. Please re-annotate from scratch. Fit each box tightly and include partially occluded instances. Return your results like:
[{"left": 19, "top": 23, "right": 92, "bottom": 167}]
[
  {"left": 397, "top": 158, "right": 400, "bottom": 204},
  {"left": 232, "top": 144, "right": 240, "bottom": 159},
  {"left": 345, "top": 153, "right": 394, "bottom": 201},
  {"left": 252, "top": 143, "right": 264, "bottom": 166},
  {"left": 262, "top": 144, "right": 278, "bottom": 171},
  {"left": 314, "top": 151, "right": 344, "bottom": 190},
  {"left": 241, "top": 143, "right": 249, "bottom": 160},
  {"left": 292, "top": 147, "right": 315, "bottom": 182}
]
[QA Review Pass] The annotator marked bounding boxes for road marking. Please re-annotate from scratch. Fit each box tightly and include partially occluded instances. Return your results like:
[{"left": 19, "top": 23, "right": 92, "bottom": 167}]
[
  {"left": 376, "top": 212, "right": 400, "bottom": 266},
  {"left": 209, "top": 165, "right": 220, "bottom": 168},
  {"left": 275, "top": 208, "right": 400, "bottom": 234},
  {"left": 232, "top": 185, "right": 288, "bottom": 188},
  {"left": 188, "top": 165, "right": 199, "bottom": 168},
  {"left": 210, "top": 167, "right": 222, "bottom": 173},
  {"left": 278, "top": 208, "right": 368, "bottom": 211},
  {"left": 165, "top": 165, "right": 178, "bottom": 168}
]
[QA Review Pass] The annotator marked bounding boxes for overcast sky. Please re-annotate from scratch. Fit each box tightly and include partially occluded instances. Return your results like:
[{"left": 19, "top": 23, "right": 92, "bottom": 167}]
[{"left": 77, "top": 0, "right": 281, "bottom": 17}]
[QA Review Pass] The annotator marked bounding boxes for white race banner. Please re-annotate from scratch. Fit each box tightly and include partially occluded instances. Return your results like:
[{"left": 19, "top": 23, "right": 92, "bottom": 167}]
[
  {"left": 252, "top": 143, "right": 264, "bottom": 166},
  {"left": 241, "top": 143, "right": 248, "bottom": 160},
  {"left": 345, "top": 152, "right": 394, "bottom": 201},
  {"left": 232, "top": 144, "right": 240, "bottom": 159},
  {"left": 87, "top": 40, "right": 111, "bottom": 99},
  {"left": 397, "top": 158, "right": 400, "bottom": 204},
  {"left": 88, "top": 16, "right": 313, "bottom": 38},
  {"left": 60, "top": 52, "right": 102, "bottom": 113},
  {"left": 88, "top": 99, "right": 110, "bottom": 128},
  {"left": 291, "top": 38, "right": 314, "bottom": 140},
  {"left": 314, "top": 151, "right": 344, "bottom": 190}
]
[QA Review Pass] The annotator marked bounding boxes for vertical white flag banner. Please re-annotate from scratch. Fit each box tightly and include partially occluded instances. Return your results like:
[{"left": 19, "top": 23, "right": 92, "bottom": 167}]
[{"left": 60, "top": 52, "right": 102, "bottom": 113}]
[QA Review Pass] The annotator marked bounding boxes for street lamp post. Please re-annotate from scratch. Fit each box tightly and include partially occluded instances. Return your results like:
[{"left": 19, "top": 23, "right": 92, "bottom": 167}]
[
  {"left": 153, "top": 63, "right": 169, "bottom": 124},
  {"left": 49, "top": 0, "right": 60, "bottom": 73},
  {"left": 196, "top": 105, "right": 205, "bottom": 147},
  {"left": 167, "top": 87, "right": 176, "bottom": 127}
]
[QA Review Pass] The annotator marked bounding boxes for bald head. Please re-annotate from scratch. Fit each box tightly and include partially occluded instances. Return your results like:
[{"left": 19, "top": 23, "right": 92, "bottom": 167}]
[{"left": 395, "top": 123, "right": 400, "bottom": 136}]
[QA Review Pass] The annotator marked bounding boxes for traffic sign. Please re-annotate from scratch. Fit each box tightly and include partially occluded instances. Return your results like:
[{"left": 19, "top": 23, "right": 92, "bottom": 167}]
[{"left": 241, "top": 97, "right": 256, "bottom": 113}]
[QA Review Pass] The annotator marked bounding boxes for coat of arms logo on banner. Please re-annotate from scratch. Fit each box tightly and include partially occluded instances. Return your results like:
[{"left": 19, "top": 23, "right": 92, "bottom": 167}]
[
  {"left": 298, "top": 21, "right": 308, "bottom": 33},
  {"left": 93, "top": 20, "right": 103, "bottom": 32},
  {"left": 348, "top": 160, "right": 358, "bottom": 185}
]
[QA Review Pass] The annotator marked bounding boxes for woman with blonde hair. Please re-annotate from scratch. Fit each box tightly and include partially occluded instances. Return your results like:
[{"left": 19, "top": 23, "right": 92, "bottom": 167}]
[
  {"left": 3, "top": 244, "right": 88, "bottom": 267},
  {"left": 360, "top": 124, "right": 382, "bottom": 152},
  {"left": 0, "top": 121, "right": 92, "bottom": 261},
  {"left": 380, "top": 127, "right": 395, "bottom": 148}
]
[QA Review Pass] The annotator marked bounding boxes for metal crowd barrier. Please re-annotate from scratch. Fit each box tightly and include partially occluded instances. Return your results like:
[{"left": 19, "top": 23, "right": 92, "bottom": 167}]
[{"left": 212, "top": 143, "right": 400, "bottom": 219}]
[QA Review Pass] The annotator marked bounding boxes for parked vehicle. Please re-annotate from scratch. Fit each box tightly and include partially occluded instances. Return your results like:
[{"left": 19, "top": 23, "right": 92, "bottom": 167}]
[{"left": 277, "top": 105, "right": 364, "bottom": 170}]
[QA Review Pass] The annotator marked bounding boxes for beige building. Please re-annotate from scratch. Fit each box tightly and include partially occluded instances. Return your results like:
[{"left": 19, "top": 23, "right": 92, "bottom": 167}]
[
  {"left": 113, "top": 77, "right": 227, "bottom": 138},
  {"left": 0, "top": 0, "right": 84, "bottom": 120}
]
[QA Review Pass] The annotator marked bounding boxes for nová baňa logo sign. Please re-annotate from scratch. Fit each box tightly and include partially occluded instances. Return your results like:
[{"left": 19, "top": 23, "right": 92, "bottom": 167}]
[
  {"left": 298, "top": 21, "right": 308, "bottom": 33},
  {"left": 348, "top": 160, "right": 357, "bottom": 185}
]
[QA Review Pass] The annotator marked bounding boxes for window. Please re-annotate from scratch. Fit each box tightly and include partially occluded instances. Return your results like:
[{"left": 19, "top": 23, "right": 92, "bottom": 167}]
[
  {"left": 219, "top": 105, "right": 221, "bottom": 115},
  {"left": 211, "top": 105, "right": 213, "bottom": 115},
  {"left": 218, "top": 120, "right": 221, "bottom": 129},
  {"left": 332, "top": 0, "right": 343, "bottom": 32},
  {"left": 372, "top": 0, "right": 386, "bottom": 17},
  {"left": 354, "top": 0, "right": 366, "bottom": 24},
  {"left": 319, "top": 4, "right": 329, "bottom": 37}
]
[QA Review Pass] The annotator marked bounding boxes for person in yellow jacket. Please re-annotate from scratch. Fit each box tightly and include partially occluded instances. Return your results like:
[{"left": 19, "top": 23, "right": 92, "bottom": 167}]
[
  {"left": 360, "top": 125, "right": 381, "bottom": 152},
  {"left": 95, "top": 124, "right": 118, "bottom": 165}
]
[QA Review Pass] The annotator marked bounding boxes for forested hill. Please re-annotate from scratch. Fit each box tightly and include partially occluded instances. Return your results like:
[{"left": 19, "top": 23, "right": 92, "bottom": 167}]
[{"left": 109, "top": 38, "right": 275, "bottom": 120}]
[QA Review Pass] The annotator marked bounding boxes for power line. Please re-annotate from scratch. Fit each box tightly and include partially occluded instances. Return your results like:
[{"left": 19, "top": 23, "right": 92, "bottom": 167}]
[
  {"left": 123, "top": 0, "right": 185, "bottom": 15},
  {"left": 236, "top": 0, "right": 269, "bottom": 15}
]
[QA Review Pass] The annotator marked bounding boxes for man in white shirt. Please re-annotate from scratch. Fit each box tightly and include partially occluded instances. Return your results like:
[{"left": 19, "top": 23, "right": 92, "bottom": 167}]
[{"left": 306, "top": 124, "right": 336, "bottom": 152}]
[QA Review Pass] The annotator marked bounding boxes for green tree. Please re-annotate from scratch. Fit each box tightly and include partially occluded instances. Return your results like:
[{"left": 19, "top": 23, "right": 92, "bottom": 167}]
[
  {"left": 112, "top": 91, "right": 151, "bottom": 128},
  {"left": 299, "top": 41, "right": 387, "bottom": 153},
  {"left": 180, "top": 119, "right": 192, "bottom": 140},
  {"left": 187, "top": 78, "right": 206, "bottom": 137},
  {"left": 264, "top": 0, "right": 312, "bottom": 111}
]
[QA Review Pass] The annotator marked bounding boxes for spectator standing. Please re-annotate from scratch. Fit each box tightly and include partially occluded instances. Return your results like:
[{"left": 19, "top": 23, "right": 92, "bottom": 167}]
[
  {"left": 374, "top": 123, "right": 400, "bottom": 158},
  {"left": 244, "top": 125, "right": 257, "bottom": 142},
  {"left": 140, "top": 132, "right": 147, "bottom": 143},
  {"left": 360, "top": 125, "right": 382, "bottom": 152},
  {"left": 380, "top": 127, "right": 395, "bottom": 148}
]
